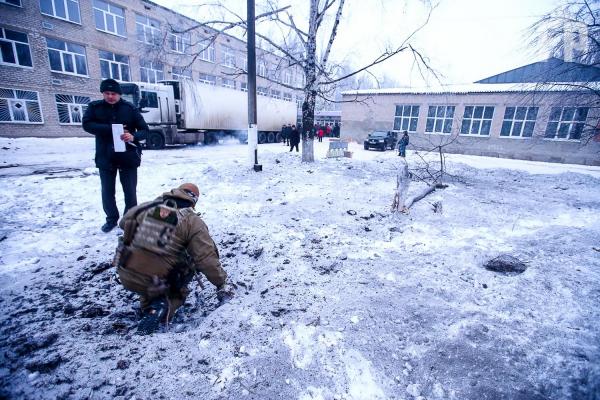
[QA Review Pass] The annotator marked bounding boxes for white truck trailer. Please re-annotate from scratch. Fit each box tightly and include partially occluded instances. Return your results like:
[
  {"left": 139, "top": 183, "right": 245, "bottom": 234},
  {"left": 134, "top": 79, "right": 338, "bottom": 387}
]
[{"left": 120, "top": 80, "right": 297, "bottom": 149}]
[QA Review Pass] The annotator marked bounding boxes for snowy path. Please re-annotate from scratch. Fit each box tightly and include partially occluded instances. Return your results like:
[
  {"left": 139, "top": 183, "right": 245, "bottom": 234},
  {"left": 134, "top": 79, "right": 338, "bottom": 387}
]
[{"left": 1, "top": 138, "right": 599, "bottom": 399}]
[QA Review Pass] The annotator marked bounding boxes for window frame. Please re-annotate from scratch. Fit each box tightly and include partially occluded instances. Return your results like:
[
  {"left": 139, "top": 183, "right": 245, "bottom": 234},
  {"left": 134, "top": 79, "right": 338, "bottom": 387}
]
[
  {"left": 136, "top": 14, "right": 161, "bottom": 46},
  {"left": 0, "top": 87, "right": 44, "bottom": 124},
  {"left": 198, "top": 73, "right": 216, "bottom": 85},
  {"left": 1, "top": 0, "right": 22, "bottom": 7},
  {"left": 98, "top": 50, "right": 130, "bottom": 81},
  {"left": 199, "top": 40, "right": 215, "bottom": 63},
  {"left": 168, "top": 32, "right": 190, "bottom": 54},
  {"left": 139, "top": 59, "right": 164, "bottom": 83},
  {"left": 46, "top": 37, "right": 88, "bottom": 76},
  {"left": 425, "top": 105, "right": 455, "bottom": 135},
  {"left": 499, "top": 106, "right": 538, "bottom": 139},
  {"left": 544, "top": 106, "right": 589, "bottom": 141},
  {"left": 460, "top": 105, "right": 495, "bottom": 136},
  {"left": 171, "top": 65, "right": 192, "bottom": 80},
  {"left": 40, "top": 0, "right": 81, "bottom": 25},
  {"left": 55, "top": 93, "right": 90, "bottom": 125},
  {"left": 393, "top": 104, "right": 420, "bottom": 133},
  {"left": 221, "top": 77, "right": 235, "bottom": 89},
  {"left": 93, "top": 0, "right": 126, "bottom": 37},
  {"left": 221, "top": 45, "right": 236, "bottom": 68},
  {"left": 0, "top": 27, "right": 33, "bottom": 68}
]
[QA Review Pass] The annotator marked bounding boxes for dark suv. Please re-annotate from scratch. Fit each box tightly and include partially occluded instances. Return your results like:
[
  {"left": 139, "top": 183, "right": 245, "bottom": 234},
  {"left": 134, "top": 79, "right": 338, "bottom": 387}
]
[{"left": 363, "top": 130, "right": 398, "bottom": 151}]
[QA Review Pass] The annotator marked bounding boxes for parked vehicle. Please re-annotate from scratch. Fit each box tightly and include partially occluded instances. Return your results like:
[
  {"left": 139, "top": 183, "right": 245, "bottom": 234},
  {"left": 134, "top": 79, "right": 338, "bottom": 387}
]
[
  {"left": 120, "top": 80, "right": 297, "bottom": 149},
  {"left": 363, "top": 130, "right": 398, "bottom": 151}
]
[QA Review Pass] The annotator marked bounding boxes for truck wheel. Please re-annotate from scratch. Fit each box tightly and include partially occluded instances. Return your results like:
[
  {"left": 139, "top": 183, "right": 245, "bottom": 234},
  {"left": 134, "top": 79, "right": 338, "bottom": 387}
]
[
  {"left": 364, "top": 143, "right": 368, "bottom": 150},
  {"left": 258, "top": 132, "right": 267, "bottom": 144},
  {"left": 267, "top": 132, "right": 276, "bottom": 143},
  {"left": 146, "top": 131, "right": 165, "bottom": 150}
]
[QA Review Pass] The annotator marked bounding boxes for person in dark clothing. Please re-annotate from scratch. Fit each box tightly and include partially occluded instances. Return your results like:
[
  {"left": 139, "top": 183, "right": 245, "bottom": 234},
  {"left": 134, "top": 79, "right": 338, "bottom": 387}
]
[
  {"left": 285, "top": 124, "right": 292, "bottom": 146},
  {"left": 82, "top": 78, "right": 149, "bottom": 233},
  {"left": 289, "top": 125, "right": 300, "bottom": 152},
  {"left": 398, "top": 131, "right": 409, "bottom": 157},
  {"left": 333, "top": 122, "right": 340, "bottom": 138},
  {"left": 280, "top": 125, "right": 287, "bottom": 146}
]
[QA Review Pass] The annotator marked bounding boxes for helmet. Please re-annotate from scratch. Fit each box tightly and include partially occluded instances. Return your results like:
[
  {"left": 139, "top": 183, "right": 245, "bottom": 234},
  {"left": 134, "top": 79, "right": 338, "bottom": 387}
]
[{"left": 178, "top": 183, "right": 199, "bottom": 205}]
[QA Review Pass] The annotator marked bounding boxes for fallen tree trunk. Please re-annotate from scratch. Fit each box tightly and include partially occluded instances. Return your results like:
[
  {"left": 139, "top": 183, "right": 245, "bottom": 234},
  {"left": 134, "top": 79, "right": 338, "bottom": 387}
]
[{"left": 404, "top": 184, "right": 436, "bottom": 209}]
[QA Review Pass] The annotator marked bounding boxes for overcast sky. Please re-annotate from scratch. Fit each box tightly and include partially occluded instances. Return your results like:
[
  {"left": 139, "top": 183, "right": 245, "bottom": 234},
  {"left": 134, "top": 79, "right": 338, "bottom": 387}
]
[{"left": 155, "top": 0, "right": 561, "bottom": 87}]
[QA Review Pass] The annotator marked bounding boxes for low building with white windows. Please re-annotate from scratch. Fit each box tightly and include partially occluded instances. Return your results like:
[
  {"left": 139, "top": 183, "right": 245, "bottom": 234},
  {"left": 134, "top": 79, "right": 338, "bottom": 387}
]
[
  {"left": 341, "top": 59, "right": 600, "bottom": 166},
  {"left": 0, "top": 0, "right": 303, "bottom": 138}
]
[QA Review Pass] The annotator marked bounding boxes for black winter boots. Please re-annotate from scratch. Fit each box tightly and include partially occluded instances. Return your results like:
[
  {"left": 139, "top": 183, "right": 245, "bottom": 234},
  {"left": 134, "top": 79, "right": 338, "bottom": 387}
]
[{"left": 137, "top": 298, "right": 169, "bottom": 335}]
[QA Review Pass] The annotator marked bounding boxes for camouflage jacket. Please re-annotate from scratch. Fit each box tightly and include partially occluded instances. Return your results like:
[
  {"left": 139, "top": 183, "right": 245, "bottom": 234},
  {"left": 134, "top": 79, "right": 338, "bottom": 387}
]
[{"left": 118, "top": 188, "right": 227, "bottom": 288}]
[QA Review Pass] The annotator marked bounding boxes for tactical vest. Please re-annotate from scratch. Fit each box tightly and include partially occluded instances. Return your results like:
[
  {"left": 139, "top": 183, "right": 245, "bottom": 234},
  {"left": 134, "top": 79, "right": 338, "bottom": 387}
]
[{"left": 131, "top": 200, "right": 188, "bottom": 256}]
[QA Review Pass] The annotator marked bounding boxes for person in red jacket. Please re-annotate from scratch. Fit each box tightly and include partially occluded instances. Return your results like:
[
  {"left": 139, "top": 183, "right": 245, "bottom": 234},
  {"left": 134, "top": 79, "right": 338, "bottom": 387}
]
[{"left": 317, "top": 127, "right": 324, "bottom": 142}]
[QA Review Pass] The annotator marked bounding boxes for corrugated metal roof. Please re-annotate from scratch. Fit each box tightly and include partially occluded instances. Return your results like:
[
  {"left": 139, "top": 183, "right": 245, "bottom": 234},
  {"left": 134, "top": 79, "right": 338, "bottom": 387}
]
[
  {"left": 341, "top": 82, "right": 599, "bottom": 96},
  {"left": 476, "top": 58, "right": 600, "bottom": 83}
]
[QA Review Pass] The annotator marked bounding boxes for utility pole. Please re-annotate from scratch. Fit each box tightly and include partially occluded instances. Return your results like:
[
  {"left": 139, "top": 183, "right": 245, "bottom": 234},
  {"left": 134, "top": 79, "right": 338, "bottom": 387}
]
[{"left": 247, "top": 0, "right": 262, "bottom": 172}]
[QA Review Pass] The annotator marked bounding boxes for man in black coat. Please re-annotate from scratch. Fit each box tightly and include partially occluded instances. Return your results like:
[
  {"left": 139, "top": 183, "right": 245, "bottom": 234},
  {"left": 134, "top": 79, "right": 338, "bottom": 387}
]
[
  {"left": 289, "top": 125, "right": 300, "bottom": 152},
  {"left": 82, "top": 79, "right": 149, "bottom": 233}
]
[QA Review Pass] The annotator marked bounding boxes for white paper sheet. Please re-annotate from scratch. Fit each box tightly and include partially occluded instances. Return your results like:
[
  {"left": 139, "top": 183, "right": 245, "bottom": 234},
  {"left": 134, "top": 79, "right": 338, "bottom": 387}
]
[{"left": 112, "top": 124, "right": 126, "bottom": 152}]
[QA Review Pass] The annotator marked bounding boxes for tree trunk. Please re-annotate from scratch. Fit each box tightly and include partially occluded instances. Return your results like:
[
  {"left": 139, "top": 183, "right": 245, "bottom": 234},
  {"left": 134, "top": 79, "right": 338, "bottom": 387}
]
[
  {"left": 404, "top": 185, "right": 436, "bottom": 209},
  {"left": 392, "top": 160, "right": 410, "bottom": 212},
  {"left": 301, "top": 0, "right": 318, "bottom": 163}
]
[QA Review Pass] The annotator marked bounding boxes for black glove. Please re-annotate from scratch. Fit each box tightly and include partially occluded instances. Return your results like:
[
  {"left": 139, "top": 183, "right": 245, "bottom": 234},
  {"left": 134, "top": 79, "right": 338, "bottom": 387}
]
[{"left": 216, "top": 283, "right": 235, "bottom": 304}]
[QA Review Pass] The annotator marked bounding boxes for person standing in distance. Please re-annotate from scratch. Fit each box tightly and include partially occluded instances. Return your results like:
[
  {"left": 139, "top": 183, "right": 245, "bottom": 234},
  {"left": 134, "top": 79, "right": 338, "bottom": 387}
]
[{"left": 83, "top": 79, "right": 149, "bottom": 233}]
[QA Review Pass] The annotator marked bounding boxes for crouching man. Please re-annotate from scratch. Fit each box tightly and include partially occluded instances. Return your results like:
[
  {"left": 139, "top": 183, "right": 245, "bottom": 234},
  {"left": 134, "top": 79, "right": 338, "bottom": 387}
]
[{"left": 114, "top": 183, "right": 234, "bottom": 335}]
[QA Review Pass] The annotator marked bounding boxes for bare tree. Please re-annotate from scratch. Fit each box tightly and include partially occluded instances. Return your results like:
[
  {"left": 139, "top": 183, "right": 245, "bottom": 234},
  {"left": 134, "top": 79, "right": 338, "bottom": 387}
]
[
  {"left": 164, "top": 0, "right": 435, "bottom": 162},
  {"left": 528, "top": 0, "right": 600, "bottom": 144}
]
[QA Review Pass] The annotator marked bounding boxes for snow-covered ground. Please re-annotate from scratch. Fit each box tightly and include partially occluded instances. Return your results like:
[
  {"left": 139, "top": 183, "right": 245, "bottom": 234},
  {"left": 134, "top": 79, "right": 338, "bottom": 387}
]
[{"left": 1, "top": 137, "right": 599, "bottom": 400}]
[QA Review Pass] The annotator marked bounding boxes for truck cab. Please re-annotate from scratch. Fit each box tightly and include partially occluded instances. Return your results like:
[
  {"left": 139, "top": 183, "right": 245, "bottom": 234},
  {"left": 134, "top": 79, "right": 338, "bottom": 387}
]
[{"left": 120, "top": 81, "right": 202, "bottom": 149}]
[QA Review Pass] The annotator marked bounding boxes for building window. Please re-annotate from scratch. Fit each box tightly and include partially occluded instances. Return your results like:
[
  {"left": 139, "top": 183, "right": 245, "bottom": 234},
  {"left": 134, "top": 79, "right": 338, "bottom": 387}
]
[
  {"left": 136, "top": 14, "right": 161, "bottom": 45},
  {"left": 0, "top": 88, "right": 43, "bottom": 123},
  {"left": 99, "top": 50, "right": 129, "bottom": 81},
  {"left": 257, "top": 86, "right": 268, "bottom": 96},
  {"left": 500, "top": 106, "right": 538, "bottom": 138},
  {"left": 198, "top": 73, "right": 216, "bottom": 85},
  {"left": 460, "top": 105, "right": 494, "bottom": 136},
  {"left": 393, "top": 105, "right": 419, "bottom": 132},
  {"left": 270, "top": 89, "right": 281, "bottom": 99},
  {"left": 55, "top": 94, "right": 89, "bottom": 124},
  {"left": 168, "top": 32, "right": 190, "bottom": 54},
  {"left": 257, "top": 62, "right": 266, "bottom": 77},
  {"left": 93, "top": 0, "right": 125, "bottom": 37},
  {"left": 1, "top": 0, "right": 22, "bottom": 7},
  {"left": 425, "top": 105, "right": 454, "bottom": 134},
  {"left": 40, "top": 0, "right": 81, "bottom": 24},
  {"left": 544, "top": 106, "right": 589, "bottom": 140},
  {"left": 171, "top": 66, "right": 191, "bottom": 80},
  {"left": 283, "top": 71, "right": 292, "bottom": 85},
  {"left": 283, "top": 92, "right": 292, "bottom": 102},
  {"left": 221, "top": 78, "right": 235, "bottom": 89},
  {"left": 240, "top": 81, "right": 247, "bottom": 92},
  {"left": 139, "top": 59, "right": 163, "bottom": 83},
  {"left": 0, "top": 28, "right": 32, "bottom": 68},
  {"left": 199, "top": 40, "right": 215, "bottom": 62},
  {"left": 221, "top": 45, "right": 236, "bottom": 68},
  {"left": 46, "top": 38, "right": 87, "bottom": 76}
]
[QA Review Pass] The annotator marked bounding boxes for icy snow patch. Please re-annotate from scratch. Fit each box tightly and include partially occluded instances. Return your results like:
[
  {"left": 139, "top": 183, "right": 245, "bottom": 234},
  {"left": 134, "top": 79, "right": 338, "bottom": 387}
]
[{"left": 343, "top": 349, "right": 386, "bottom": 400}]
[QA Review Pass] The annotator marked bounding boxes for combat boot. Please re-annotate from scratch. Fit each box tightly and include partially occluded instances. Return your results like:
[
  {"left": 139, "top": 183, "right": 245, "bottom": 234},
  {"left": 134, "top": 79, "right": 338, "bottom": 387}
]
[{"left": 137, "top": 298, "right": 168, "bottom": 335}]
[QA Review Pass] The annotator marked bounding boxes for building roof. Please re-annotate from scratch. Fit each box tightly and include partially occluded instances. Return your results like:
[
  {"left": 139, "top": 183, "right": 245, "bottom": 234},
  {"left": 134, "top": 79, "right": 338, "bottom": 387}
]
[
  {"left": 341, "top": 82, "right": 599, "bottom": 96},
  {"left": 475, "top": 57, "right": 600, "bottom": 84}
]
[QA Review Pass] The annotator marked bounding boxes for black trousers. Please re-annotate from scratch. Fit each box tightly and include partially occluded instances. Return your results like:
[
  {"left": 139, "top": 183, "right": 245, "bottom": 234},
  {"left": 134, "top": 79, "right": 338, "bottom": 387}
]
[
  {"left": 99, "top": 167, "right": 138, "bottom": 224},
  {"left": 289, "top": 143, "right": 299, "bottom": 152}
]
